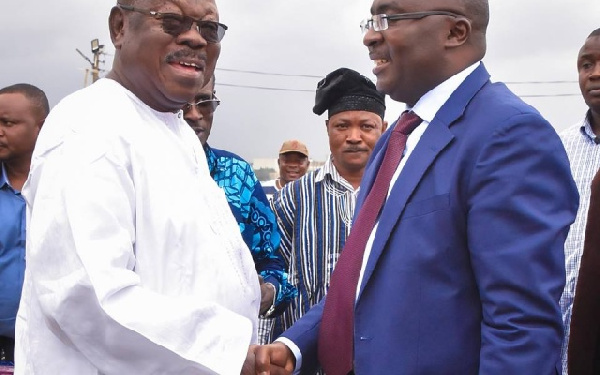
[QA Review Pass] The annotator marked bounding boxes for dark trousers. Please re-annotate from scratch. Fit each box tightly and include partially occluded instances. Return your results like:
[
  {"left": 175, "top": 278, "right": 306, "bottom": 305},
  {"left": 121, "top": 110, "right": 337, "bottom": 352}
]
[{"left": 0, "top": 336, "right": 15, "bottom": 362}]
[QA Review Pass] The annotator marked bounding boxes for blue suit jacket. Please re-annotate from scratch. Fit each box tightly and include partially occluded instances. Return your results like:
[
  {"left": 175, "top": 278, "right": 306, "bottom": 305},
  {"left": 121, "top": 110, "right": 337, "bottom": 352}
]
[{"left": 281, "top": 64, "right": 578, "bottom": 374}]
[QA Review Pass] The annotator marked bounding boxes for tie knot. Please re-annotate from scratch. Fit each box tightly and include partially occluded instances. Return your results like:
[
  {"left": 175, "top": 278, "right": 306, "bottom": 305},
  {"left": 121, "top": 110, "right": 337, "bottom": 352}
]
[{"left": 394, "top": 111, "right": 422, "bottom": 136}]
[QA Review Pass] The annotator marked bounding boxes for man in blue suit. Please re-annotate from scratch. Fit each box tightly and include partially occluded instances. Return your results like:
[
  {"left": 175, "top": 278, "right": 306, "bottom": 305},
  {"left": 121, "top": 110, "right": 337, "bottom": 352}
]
[{"left": 244, "top": 0, "right": 578, "bottom": 373}]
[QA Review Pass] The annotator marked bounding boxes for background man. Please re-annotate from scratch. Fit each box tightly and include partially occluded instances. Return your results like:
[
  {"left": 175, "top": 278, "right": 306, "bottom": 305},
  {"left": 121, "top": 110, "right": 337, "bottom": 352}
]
[
  {"left": 15, "top": 1, "right": 261, "bottom": 374},
  {"left": 183, "top": 75, "right": 296, "bottom": 344},
  {"left": 262, "top": 140, "right": 310, "bottom": 200},
  {"left": 0, "top": 83, "right": 47, "bottom": 363},
  {"left": 560, "top": 28, "right": 600, "bottom": 375},
  {"left": 268, "top": 68, "right": 386, "bottom": 353},
  {"left": 249, "top": 0, "right": 578, "bottom": 374}
]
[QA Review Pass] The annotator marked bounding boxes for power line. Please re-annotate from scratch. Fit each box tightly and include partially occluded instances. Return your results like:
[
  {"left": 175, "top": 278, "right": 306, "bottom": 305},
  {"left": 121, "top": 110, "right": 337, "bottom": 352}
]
[
  {"left": 216, "top": 67, "right": 578, "bottom": 85},
  {"left": 217, "top": 82, "right": 314, "bottom": 92},
  {"left": 519, "top": 93, "right": 580, "bottom": 98},
  {"left": 504, "top": 80, "right": 577, "bottom": 85},
  {"left": 216, "top": 82, "right": 580, "bottom": 98},
  {"left": 216, "top": 67, "right": 323, "bottom": 79}
]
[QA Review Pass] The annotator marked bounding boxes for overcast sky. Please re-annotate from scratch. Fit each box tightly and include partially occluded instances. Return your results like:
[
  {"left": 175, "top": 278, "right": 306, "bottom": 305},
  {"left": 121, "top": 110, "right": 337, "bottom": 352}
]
[{"left": 1, "top": 1, "right": 598, "bottom": 162}]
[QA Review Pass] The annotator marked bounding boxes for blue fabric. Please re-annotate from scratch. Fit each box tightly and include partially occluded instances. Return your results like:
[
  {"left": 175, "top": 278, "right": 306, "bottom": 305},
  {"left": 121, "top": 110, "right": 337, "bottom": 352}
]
[
  {"left": 204, "top": 145, "right": 296, "bottom": 312},
  {"left": 0, "top": 164, "right": 26, "bottom": 338},
  {"left": 282, "top": 64, "right": 578, "bottom": 374}
]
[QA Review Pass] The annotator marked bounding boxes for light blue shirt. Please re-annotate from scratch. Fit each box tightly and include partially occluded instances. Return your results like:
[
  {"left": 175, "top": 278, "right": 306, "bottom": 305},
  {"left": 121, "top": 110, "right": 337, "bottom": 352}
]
[
  {"left": 0, "top": 163, "right": 26, "bottom": 338},
  {"left": 559, "top": 111, "right": 600, "bottom": 375}
]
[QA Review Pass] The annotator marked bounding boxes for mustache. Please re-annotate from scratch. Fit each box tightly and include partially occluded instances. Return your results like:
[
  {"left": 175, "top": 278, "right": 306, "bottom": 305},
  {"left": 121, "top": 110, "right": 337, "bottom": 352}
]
[
  {"left": 165, "top": 49, "right": 206, "bottom": 63},
  {"left": 344, "top": 146, "right": 369, "bottom": 152},
  {"left": 187, "top": 123, "right": 206, "bottom": 132}
]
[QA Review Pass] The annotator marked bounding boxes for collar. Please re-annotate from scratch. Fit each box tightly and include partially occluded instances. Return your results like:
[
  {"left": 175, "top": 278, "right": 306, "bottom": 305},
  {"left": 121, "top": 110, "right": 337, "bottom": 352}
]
[
  {"left": 409, "top": 62, "right": 481, "bottom": 122},
  {"left": 579, "top": 110, "right": 600, "bottom": 144},
  {"left": 203, "top": 143, "right": 219, "bottom": 175},
  {"left": 0, "top": 162, "right": 10, "bottom": 189},
  {"left": 315, "top": 155, "right": 357, "bottom": 193}
]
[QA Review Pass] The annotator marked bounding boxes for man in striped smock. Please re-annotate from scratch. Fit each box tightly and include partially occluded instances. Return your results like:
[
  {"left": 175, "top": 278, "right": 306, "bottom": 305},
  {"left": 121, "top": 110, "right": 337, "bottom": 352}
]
[{"left": 268, "top": 68, "right": 387, "bottom": 351}]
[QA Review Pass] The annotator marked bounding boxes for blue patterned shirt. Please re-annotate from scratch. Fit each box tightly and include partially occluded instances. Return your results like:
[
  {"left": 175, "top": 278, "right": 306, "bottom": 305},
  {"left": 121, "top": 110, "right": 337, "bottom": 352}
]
[
  {"left": 559, "top": 111, "right": 600, "bottom": 374},
  {"left": 204, "top": 144, "right": 296, "bottom": 312},
  {"left": 0, "top": 163, "right": 26, "bottom": 338}
]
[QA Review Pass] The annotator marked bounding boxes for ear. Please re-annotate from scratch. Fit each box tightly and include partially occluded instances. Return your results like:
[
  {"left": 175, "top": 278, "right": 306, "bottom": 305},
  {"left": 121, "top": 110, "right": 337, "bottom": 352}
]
[
  {"left": 37, "top": 119, "right": 45, "bottom": 132},
  {"left": 446, "top": 17, "right": 471, "bottom": 47},
  {"left": 381, "top": 120, "right": 389, "bottom": 133},
  {"left": 108, "top": 6, "right": 126, "bottom": 49}
]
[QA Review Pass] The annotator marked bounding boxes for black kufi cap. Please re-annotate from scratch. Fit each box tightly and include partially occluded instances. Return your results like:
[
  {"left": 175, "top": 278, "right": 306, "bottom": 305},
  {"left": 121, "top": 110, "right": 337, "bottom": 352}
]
[{"left": 313, "top": 67, "right": 386, "bottom": 119}]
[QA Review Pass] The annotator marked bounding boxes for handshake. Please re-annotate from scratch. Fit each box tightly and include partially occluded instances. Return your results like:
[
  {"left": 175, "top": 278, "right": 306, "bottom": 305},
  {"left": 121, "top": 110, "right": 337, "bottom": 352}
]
[{"left": 241, "top": 343, "right": 296, "bottom": 375}]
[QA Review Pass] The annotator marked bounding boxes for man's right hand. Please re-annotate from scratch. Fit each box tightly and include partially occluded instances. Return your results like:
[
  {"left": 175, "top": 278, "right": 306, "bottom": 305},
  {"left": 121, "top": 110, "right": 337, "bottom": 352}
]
[{"left": 242, "top": 343, "right": 295, "bottom": 375}]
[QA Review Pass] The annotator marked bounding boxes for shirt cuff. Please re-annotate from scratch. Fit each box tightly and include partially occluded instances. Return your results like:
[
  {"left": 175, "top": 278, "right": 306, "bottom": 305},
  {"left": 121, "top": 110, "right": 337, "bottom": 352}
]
[
  {"left": 260, "top": 282, "right": 277, "bottom": 318},
  {"left": 274, "top": 337, "right": 302, "bottom": 375}
]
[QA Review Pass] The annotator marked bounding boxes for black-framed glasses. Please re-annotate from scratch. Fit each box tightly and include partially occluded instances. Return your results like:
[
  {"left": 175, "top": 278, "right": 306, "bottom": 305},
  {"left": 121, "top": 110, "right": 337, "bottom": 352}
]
[
  {"left": 117, "top": 3, "right": 228, "bottom": 43},
  {"left": 183, "top": 94, "right": 221, "bottom": 113},
  {"left": 360, "top": 11, "right": 461, "bottom": 34}
]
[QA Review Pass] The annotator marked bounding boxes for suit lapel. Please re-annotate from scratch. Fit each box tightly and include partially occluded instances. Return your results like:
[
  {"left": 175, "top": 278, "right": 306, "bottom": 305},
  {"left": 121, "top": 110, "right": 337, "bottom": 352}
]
[{"left": 357, "top": 63, "right": 491, "bottom": 299}]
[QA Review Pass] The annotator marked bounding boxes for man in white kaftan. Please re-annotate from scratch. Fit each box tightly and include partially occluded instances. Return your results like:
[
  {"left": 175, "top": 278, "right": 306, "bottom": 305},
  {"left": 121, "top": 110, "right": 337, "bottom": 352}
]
[{"left": 14, "top": 0, "right": 260, "bottom": 374}]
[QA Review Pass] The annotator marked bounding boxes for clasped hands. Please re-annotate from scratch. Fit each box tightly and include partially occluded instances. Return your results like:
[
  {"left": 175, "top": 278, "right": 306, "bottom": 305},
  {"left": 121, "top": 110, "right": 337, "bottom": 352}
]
[{"left": 241, "top": 343, "right": 296, "bottom": 375}]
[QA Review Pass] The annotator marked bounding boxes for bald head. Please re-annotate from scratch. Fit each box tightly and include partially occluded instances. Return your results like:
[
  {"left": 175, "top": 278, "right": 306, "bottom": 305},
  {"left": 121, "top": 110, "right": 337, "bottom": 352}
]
[
  {"left": 364, "top": 0, "right": 491, "bottom": 105},
  {"left": 446, "top": 0, "right": 489, "bottom": 63},
  {"left": 589, "top": 28, "right": 600, "bottom": 38},
  {"left": 453, "top": 0, "right": 489, "bottom": 61}
]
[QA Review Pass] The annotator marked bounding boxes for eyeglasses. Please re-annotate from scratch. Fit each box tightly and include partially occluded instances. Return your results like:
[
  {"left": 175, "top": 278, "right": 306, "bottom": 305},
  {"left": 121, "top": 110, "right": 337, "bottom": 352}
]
[
  {"left": 360, "top": 11, "right": 461, "bottom": 34},
  {"left": 117, "top": 4, "right": 228, "bottom": 43},
  {"left": 183, "top": 94, "right": 221, "bottom": 113}
]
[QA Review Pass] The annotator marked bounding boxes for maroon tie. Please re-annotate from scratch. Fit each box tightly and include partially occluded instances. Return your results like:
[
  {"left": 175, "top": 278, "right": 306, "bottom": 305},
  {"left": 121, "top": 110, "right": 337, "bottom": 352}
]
[{"left": 318, "top": 111, "right": 422, "bottom": 375}]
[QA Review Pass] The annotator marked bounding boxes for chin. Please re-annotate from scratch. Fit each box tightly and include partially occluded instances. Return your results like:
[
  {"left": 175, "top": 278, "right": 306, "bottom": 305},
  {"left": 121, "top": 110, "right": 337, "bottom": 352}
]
[
  {"left": 375, "top": 79, "right": 395, "bottom": 97},
  {"left": 168, "top": 78, "right": 203, "bottom": 100}
]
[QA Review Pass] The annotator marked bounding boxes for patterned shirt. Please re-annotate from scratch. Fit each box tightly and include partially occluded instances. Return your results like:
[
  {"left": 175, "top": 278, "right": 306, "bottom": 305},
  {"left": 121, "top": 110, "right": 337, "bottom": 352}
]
[
  {"left": 559, "top": 111, "right": 600, "bottom": 375},
  {"left": 270, "top": 156, "right": 358, "bottom": 341},
  {"left": 205, "top": 144, "right": 296, "bottom": 305},
  {"left": 204, "top": 145, "right": 297, "bottom": 344},
  {"left": 261, "top": 179, "right": 280, "bottom": 202}
]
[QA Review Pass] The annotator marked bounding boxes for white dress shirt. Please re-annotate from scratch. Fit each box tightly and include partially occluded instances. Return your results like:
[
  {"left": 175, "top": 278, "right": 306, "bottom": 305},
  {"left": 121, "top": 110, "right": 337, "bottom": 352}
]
[{"left": 15, "top": 79, "right": 260, "bottom": 375}]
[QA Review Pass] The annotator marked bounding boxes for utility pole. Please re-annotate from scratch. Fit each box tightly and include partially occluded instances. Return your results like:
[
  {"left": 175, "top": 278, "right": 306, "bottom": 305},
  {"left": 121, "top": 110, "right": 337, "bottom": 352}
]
[{"left": 76, "top": 38, "right": 105, "bottom": 86}]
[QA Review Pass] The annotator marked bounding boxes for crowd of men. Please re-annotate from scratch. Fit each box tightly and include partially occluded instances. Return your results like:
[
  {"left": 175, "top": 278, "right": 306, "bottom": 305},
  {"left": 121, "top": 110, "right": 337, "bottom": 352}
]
[{"left": 1, "top": 0, "right": 599, "bottom": 374}]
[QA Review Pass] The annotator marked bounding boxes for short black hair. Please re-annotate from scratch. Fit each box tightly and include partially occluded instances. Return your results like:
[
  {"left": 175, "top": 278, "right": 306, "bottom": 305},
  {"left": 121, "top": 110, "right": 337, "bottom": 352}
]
[
  {"left": 463, "top": 0, "right": 490, "bottom": 33},
  {"left": 589, "top": 28, "right": 600, "bottom": 38},
  {"left": 0, "top": 83, "right": 50, "bottom": 119}
]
